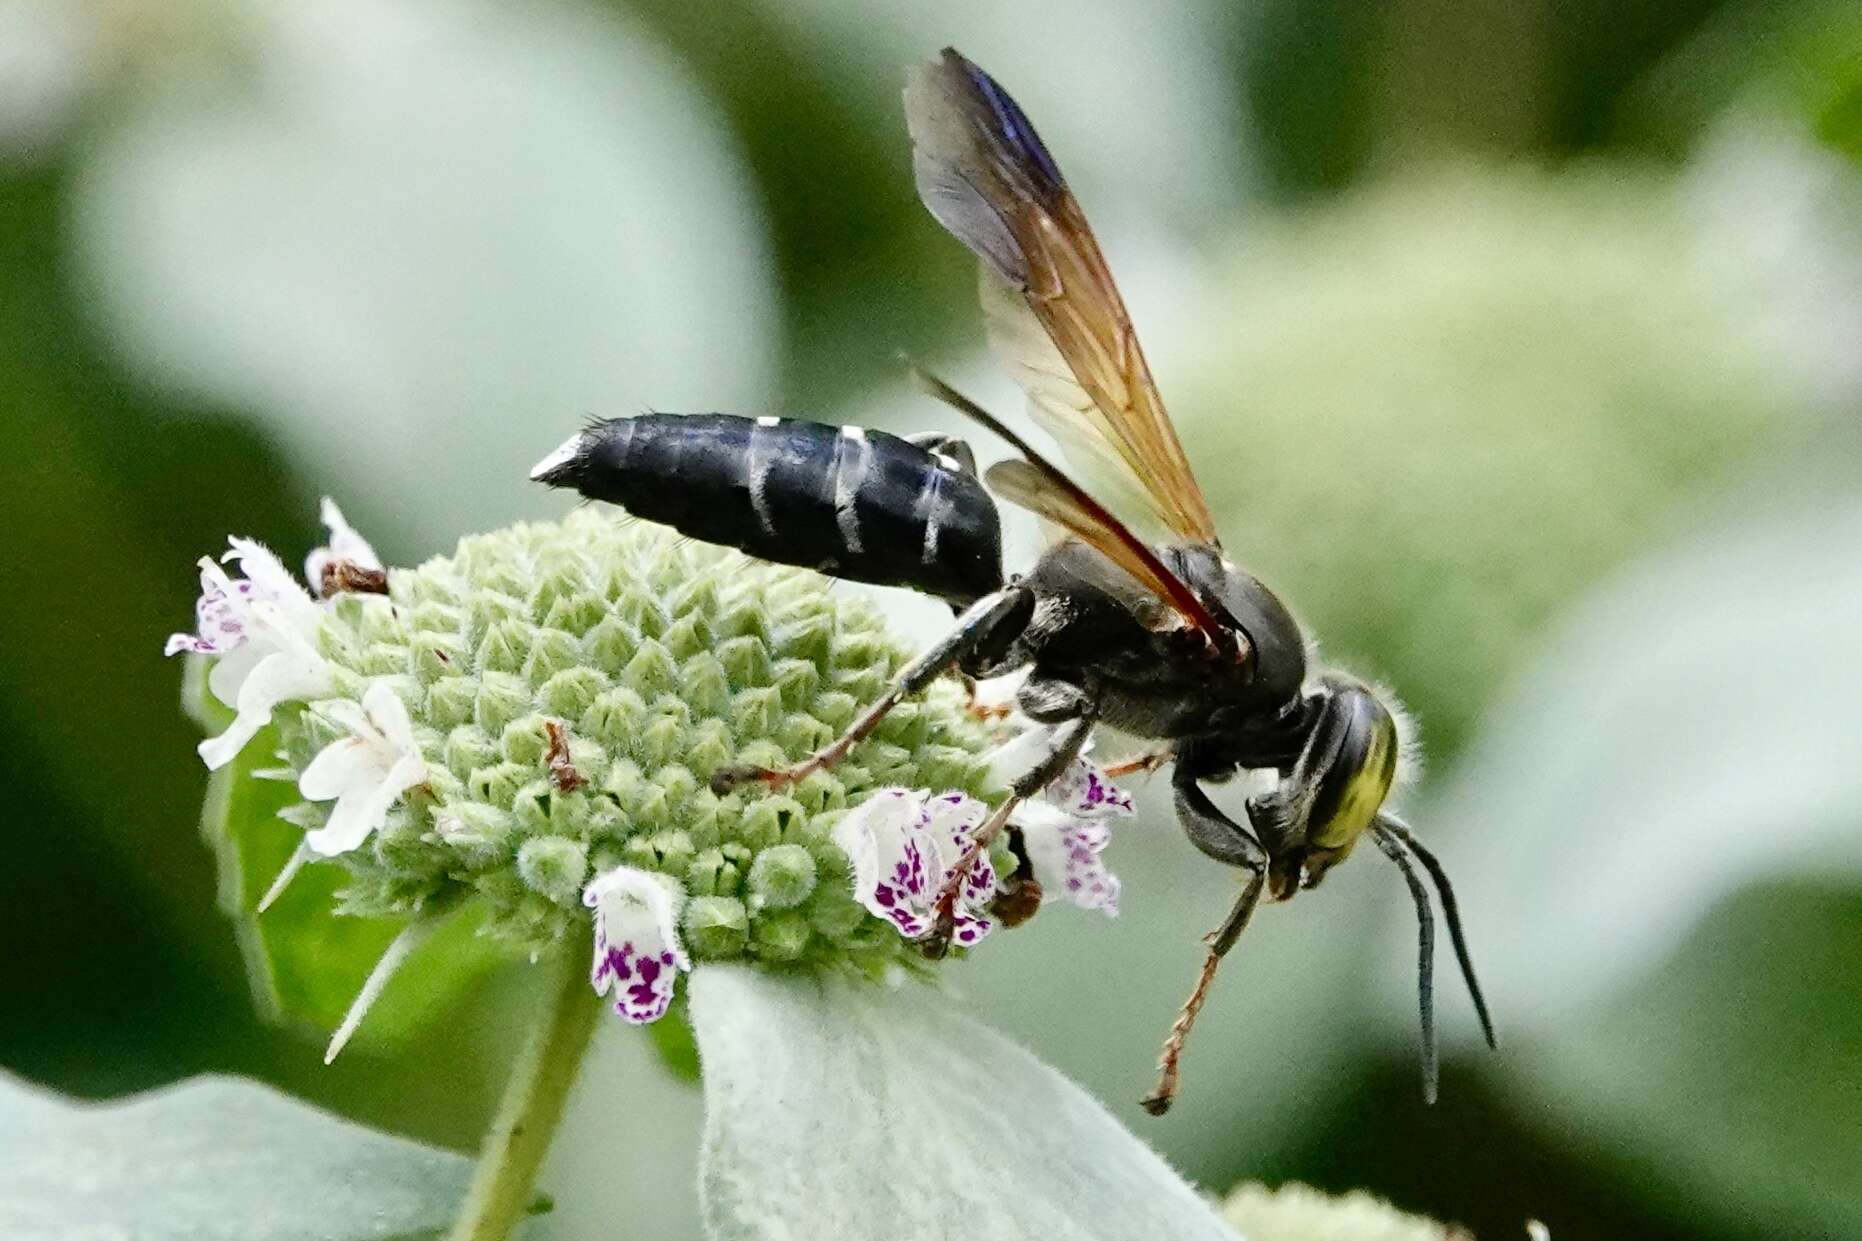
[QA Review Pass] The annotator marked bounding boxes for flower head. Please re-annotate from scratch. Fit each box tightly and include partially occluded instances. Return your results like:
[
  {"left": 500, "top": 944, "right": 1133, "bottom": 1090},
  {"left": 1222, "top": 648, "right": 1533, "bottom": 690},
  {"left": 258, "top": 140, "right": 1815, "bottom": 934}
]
[
  {"left": 174, "top": 502, "right": 1148, "bottom": 1046},
  {"left": 584, "top": 865, "right": 690, "bottom": 1024},
  {"left": 298, "top": 681, "right": 428, "bottom": 856},
  {"left": 180, "top": 508, "right": 1006, "bottom": 991}
]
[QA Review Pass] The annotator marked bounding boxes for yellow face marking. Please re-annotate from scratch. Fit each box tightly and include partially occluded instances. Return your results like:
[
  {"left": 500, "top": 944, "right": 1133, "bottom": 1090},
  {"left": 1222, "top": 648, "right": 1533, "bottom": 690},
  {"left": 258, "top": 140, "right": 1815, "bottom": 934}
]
[{"left": 1308, "top": 700, "right": 1398, "bottom": 853}]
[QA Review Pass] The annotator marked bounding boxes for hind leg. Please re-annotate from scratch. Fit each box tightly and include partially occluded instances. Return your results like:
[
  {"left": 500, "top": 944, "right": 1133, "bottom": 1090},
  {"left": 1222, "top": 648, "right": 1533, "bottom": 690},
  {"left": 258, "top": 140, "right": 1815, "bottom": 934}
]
[{"left": 711, "top": 585, "right": 1033, "bottom": 795}]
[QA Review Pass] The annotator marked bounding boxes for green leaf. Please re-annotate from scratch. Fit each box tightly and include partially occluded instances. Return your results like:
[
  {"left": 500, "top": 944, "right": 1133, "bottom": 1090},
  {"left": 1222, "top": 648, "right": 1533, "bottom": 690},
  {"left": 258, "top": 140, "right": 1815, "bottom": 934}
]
[
  {"left": 187, "top": 660, "right": 507, "bottom": 1045},
  {"left": 1422, "top": 472, "right": 1862, "bottom": 1234},
  {"left": 1173, "top": 163, "right": 1801, "bottom": 760},
  {"left": 0, "top": 1073, "right": 475, "bottom": 1239}
]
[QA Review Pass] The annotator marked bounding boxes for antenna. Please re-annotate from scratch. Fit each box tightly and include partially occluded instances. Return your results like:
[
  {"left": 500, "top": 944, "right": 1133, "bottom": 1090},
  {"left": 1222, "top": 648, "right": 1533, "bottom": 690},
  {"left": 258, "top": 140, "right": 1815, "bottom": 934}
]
[
  {"left": 1380, "top": 814, "right": 1497, "bottom": 1050},
  {"left": 1373, "top": 822, "right": 1438, "bottom": 1104}
]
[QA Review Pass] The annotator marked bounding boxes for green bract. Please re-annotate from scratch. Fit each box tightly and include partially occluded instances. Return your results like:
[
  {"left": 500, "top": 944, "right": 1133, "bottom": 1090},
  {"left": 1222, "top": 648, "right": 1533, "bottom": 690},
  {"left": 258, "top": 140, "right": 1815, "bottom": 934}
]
[{"left": 252, "top": 509, "right": 998, "bottom": 974}]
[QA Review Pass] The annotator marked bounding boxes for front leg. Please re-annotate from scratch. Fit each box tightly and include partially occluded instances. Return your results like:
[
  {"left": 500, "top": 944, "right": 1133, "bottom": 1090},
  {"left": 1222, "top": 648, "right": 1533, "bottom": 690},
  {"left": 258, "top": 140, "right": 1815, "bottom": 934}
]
[
  {"left": 1141, "top": 767, "right": 1271, "bottom": 1115},
  {"left": 711, "top": 585, "right": 1034, "bottom": 794},
  {"left": 1174, "top": 771, "right": 1269, "bottom": 869}
]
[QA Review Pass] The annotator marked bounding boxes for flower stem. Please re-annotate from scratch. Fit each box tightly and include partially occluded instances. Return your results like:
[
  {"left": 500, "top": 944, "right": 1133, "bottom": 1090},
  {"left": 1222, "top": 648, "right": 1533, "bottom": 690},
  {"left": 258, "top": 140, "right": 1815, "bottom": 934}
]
[{"left": 447, "top": 924, "right": 600, "bottom": 1241}]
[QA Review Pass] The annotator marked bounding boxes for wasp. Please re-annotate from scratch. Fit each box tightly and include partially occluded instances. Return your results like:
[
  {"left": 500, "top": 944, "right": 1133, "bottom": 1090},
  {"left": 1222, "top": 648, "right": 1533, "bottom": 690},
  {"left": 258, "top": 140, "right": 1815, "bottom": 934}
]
[{"left": 533, "top": 47, "right": 1494, "bottom": 1113}]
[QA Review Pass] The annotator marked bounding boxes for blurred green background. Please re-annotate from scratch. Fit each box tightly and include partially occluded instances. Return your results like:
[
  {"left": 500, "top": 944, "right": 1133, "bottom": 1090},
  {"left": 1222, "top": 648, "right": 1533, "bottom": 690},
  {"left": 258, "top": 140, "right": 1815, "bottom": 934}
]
[{"left": 4, "top": 0, "right": 1862, "bottom": 1237}]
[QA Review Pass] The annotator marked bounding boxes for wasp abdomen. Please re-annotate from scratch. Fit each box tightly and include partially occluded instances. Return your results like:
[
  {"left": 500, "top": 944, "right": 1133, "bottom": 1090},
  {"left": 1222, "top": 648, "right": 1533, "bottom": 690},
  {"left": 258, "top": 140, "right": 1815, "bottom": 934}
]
[{"left": 532, "top": 414, "right": 1004, "bottom": 605}]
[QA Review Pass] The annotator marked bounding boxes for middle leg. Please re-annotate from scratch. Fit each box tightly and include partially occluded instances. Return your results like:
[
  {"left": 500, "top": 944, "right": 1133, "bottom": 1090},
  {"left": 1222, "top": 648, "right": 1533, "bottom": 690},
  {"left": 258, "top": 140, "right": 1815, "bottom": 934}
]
[{"left": 922, "top": 678, "right": 1096, "bottom": 955}]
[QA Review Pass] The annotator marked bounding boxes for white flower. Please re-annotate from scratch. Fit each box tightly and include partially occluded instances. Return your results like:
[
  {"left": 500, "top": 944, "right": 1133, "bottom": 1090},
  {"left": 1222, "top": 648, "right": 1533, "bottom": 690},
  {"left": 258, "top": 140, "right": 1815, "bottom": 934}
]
[
  {"left": 165, "top": 538, "right": 320, "bottom": 663},
  {"left": 304, "top": 497, "right": 383, "bottom": 597},
  {"left": 986, "top": 726, "right": 1136, "bottom": 819},
  {"left": 169, "top": 503, "right": 382, "bottom": 769},
  {"left": 297, "top": 682, "right": 427, "bottom": 856},
  {"left": 833, "top": 751, "right": 1134, "bottom": 943},
  {"left": 832, "top": 789, "right": 997, "bottom": 948},
  {"left": 1021, "top": 750, "right": 1132, "bottom": 917},
  {"left": 583, "top": 865, "right": 691, "bottom": 1024},
  {"left": 193, "top": 594, "right": 336, "bottom": 772},
  {"left": 690, "top": 966, "right": 1242, "bottom": 1241}
]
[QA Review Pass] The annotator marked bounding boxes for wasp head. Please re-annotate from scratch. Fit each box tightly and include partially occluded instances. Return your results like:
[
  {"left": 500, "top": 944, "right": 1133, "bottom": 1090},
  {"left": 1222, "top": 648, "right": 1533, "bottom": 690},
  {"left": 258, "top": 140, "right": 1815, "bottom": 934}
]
[{"left": 1246, "top": 675, "right": 1402, "bottom": 897}]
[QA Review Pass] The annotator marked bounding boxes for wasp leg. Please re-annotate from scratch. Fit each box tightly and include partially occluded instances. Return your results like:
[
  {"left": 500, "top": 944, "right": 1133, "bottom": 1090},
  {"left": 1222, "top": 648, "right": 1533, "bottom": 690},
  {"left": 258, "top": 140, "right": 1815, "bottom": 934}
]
[
  {"left": 1140, "top": 772, "right": 1270, "bottom": 1115},
  {"left": 922, "top": 702, "right": 1094, "bottom": 957},
  {"left": 710, "top": 586, "right": 1033, "bottom": 795},
  {"left": 1102, "top": 749, "right": 1171, "bottom": 779}
]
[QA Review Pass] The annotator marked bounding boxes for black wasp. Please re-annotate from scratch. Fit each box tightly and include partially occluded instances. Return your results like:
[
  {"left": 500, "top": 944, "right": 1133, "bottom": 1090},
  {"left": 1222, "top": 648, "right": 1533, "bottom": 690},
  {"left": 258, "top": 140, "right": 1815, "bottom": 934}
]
[{"left": 534, "top": 47, "right": 1495, "bottom": 1114}]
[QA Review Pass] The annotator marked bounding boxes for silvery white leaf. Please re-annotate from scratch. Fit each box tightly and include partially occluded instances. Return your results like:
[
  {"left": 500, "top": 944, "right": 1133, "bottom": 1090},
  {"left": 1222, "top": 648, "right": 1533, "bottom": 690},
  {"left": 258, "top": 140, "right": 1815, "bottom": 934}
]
[
  {"left": 690, "top": 965, "right": 1244, "bottom": 1241},
  {"left": 1416, "top": 477, "right": 1862, "bottom": 1036},
  {"left": 70, "top": 0, "right": 775, "bottom": 549},
  {"left": 0, "top": 1073, "right": 474, "bottom": 1239}
]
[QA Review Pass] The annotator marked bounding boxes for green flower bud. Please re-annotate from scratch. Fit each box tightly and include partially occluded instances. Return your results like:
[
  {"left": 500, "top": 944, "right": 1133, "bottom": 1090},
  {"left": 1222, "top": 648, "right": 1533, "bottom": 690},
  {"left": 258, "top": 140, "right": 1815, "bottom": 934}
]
[
  {"left": 517, "top": 836, "right": 589, "bottom": 905},
  {"left": 683, "top": 895, "right": 750, "bottom": 958},
  {"left": 746, "top": 844, "right": 817, "bottom": 911},
  {"left": 751, "top": 910, "right": 812, "bottom": 962}
]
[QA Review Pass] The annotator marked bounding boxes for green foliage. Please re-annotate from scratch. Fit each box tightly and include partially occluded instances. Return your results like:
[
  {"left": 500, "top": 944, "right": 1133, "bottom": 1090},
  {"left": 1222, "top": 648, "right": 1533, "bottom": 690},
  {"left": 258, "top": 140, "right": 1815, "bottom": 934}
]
[
  {"left": 1624, "top": 1, "right": 1862, "bottom": 161},
  {"left": 0, "top": 1073, "right": 479, "bottom": 1239},
  {"left": 1423, "top": 471, "right": 1862, "bottom": 1234},
  {"left": 1174, "top": 163, "right": 1797, "bottom": 759},
  {"left": 1522, "top": 882, "right": 1862, "bottom": 1239}
]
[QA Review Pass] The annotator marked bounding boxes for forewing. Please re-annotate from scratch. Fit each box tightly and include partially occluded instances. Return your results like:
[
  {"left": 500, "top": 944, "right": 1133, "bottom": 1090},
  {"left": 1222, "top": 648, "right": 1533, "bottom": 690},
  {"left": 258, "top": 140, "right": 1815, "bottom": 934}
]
[
  {"left": 986, "top": 460, "right": 1243, "bottom": 660},
  {"left": 905, "top": 48, "right": 1219, "bottom": 544}
]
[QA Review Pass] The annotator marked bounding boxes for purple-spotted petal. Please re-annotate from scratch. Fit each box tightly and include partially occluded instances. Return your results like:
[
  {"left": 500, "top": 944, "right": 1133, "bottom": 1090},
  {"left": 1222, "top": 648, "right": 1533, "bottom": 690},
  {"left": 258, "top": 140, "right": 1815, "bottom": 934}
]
[
  {"left": 835, "top": 789, "right": 998, "bottom": 947},
  {"left": 165, "top": 560, "right": 256, "bottom": 656},
  {"left": 1016, "top": 802, "right": 1121, "bottom": 917},
  {"left": 924, "top": 790, "right": 998, "bottom": 947},
  {"left": 985, "top": 726, "right": 1135, "bottom": 820},
  {"left": 833, "top": 789, "right": 937, "bottom": 938},
  {"left": 923, "top": 790, "right": 996, "bottom": 905},
  {"left": 1045, "top": 756, "right": 1135, "bottom": 819},
  {"left": 166, "top": 533, "right": 318, "bottom": 664},
  {"left": 583, "top": 865, "right": 689, "bottom": 1024}
]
